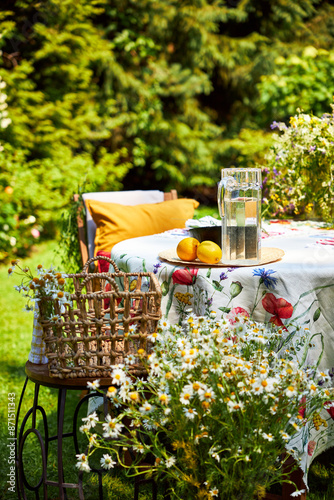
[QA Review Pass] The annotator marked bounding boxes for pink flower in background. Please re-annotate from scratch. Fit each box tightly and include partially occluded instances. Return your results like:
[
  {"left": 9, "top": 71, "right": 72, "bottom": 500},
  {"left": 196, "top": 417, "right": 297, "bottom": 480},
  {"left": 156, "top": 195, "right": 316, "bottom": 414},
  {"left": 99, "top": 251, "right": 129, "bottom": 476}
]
[
  {"left": 227, "top": 307, "right": 250, "bottom": 324},
  {"left": 172, "top": 268, "right": 198, "bottom": 286},
  {"left": 31, "top": 228, "right": 40, "bottom": 239},
  {"left": 307, "top": 441, "right": 316, "bottom": 456}
]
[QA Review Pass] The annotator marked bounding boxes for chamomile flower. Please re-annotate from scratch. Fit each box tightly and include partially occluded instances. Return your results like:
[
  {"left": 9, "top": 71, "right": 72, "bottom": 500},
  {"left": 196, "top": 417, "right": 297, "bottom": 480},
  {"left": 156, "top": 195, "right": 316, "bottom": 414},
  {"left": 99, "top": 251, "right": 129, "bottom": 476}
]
[
  {"left": 100, "top": 454, "right": 116, "bottom": 470},
  {"left": 87, "top": 380, "right": 100, "bottom": 390},
  {"left": 106, "top": 386, "right": 118, "bottom": 399},
  {"left": 125, "top": 354, "right": 136, "bottom": 365},
  {"left": 279, "top": 431, "right": 291, "bottom": 442},
  {"left": 81, "top": 411, "right": 99, "bottom": 430},
  {"left": 285, "top": 385, "right": 297, "bottom": 398},
  {"left": 76, "top": 453, "right": 91, "bottom": 472},
  {"left": 290, "top": 489, "right": 306, "bottom": 497},
  {"left": 139, "top": 402, "right": 155, "bottom": 414},
  {"left": 102, "top": 415, "right": 124, "bottom": 438},
  {"left": 88, "top": 433, "right": 98, "bottom": 448},
  {"left": 111, "top": 367, "right": 126, "bottom": 385},
  {"left": 183, "top": 407, "right": 197, "bottom": 420},
  {"left": 165, "top": 456, "right": 176, "bottom": 468},
  {"left": 227, "top": 400, "right": 244, "bottom": 412},
  {"left": 262, "top": 432, "right": 274, "bottom": 442},
  {"left": 158, "top": 393, "right": 170, "bottom": 405}
]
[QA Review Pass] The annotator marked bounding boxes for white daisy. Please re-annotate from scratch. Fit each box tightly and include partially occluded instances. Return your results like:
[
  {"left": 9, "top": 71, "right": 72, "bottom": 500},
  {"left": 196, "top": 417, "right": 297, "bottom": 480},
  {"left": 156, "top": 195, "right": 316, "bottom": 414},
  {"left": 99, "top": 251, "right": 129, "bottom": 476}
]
[
  {"left": 139, "top": 402, "right": 155, "bottom": 414},
  {"left": 102, "top": 415, "right": 124, "bottom": 438},
  {"left": 81, "top": 411, "right": 99, "bottom": 429},
  {"left": 290, "top": 489, "right": 306, "bottom": 497},
  {"left": 262, "top": 432, "right": 274, "bottom": 442},
  {"left": 111, "top": 368, "right": 126, "bottom": 385},
  {"left": 165, "top": 456, "right": 176, "bottom": 468},
  {"left": 76, "top": 453, "right": 91, "bottom": 472},
  {"left": 87, "top": 379, "right": 100, "bottom": 390},
  {"left": 285, "top": 385, "right": 297, "bottom": 398},
  {"left": 183, "top": 407, "right": 197, "bottom": 420},
  {"left": 100, "top": 454, "right": 116, "bottom": 470}
]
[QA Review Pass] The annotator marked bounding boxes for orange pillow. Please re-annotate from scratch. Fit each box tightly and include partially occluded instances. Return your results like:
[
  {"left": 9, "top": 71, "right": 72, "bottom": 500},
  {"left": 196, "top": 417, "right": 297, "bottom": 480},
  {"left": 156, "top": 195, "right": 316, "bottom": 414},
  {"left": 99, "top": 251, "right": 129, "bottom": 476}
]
[{"left": 85, "top": 198, "right": 199, "bottom": 255}]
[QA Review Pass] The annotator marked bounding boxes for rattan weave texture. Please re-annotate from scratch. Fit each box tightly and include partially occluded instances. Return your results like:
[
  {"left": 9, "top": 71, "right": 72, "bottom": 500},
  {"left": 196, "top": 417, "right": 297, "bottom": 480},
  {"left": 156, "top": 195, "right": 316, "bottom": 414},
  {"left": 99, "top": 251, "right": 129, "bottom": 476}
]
[{"left": 37, "top": 257, "right": 162, "bottom": 379}]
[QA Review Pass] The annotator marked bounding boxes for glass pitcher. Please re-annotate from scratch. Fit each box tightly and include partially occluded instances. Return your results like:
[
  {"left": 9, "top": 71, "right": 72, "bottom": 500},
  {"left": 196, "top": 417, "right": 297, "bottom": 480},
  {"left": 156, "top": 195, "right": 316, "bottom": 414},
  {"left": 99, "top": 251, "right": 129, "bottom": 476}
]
[{"left": 218, "top": 168, "right": 262, "bottom": 265}]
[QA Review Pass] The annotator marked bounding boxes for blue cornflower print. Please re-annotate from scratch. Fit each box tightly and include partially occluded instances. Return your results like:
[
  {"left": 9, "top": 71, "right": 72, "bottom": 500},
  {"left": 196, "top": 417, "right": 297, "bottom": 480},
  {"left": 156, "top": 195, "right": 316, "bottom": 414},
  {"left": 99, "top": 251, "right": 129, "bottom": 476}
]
[{"left": 253, "top": 268, "right": 278, "bottom": 289}]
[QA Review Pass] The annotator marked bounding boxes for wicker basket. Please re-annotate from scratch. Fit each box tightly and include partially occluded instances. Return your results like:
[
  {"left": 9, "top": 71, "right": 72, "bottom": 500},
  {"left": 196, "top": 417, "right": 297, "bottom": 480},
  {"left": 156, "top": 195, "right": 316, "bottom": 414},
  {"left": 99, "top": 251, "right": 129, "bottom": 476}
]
[{"left": 37, "top": 257, "right": 162, "bottom": 379}]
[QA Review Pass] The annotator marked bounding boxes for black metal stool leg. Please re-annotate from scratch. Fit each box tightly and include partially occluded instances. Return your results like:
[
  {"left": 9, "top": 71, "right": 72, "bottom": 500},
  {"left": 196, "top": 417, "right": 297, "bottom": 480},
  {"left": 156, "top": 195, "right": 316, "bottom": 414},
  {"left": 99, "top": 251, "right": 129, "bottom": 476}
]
[
  {"left": 57, "top": 388, "right": 68, "bottom": 500},
  {"left": 15, "top": 376, "right": 28, "bottom": 500},
  {"left": 17, "top": 381, "right": 48, "bottom": 500}
]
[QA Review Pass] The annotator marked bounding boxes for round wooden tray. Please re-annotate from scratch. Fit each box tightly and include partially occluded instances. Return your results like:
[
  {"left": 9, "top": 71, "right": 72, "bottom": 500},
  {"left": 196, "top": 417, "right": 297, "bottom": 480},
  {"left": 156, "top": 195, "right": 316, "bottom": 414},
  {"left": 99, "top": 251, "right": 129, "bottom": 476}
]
[{"left": 158, "top": 247, "right": 285, "bottom": 267}]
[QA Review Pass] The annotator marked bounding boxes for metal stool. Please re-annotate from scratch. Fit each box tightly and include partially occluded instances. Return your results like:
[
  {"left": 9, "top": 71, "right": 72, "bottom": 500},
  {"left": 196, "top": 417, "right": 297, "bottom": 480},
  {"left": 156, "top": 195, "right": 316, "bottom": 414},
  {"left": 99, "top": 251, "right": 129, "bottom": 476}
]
[{"left": 15, "top": 361, "right": 159, "bottom": 500}]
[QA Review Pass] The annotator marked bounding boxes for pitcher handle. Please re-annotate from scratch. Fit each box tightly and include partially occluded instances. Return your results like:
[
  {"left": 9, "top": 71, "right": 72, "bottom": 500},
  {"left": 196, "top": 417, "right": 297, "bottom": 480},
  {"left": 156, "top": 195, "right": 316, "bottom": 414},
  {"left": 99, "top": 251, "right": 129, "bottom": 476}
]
[{"left": 217, "top": 177, "right": 235, "bottom": 218}]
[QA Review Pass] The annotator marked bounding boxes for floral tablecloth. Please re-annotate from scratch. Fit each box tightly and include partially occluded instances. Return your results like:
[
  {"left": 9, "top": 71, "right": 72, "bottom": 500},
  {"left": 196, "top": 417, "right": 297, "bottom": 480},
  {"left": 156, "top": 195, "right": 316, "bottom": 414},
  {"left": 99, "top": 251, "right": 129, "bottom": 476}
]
[{"left": 110, "top": 219, "right": 334, "bottom": 486}]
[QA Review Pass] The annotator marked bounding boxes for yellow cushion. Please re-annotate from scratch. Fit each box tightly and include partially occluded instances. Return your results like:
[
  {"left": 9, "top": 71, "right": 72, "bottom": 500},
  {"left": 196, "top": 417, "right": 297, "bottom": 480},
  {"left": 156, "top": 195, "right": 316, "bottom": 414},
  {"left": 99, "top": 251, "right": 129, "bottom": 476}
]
[{"left": 85, "top": 198, "right": 199, "bottom": 255}]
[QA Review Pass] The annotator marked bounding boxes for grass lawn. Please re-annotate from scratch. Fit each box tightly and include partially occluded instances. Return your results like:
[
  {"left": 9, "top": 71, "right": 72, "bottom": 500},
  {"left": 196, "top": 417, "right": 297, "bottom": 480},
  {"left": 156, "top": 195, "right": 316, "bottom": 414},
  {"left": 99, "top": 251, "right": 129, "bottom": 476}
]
[{"left": 0, "top": 240, "right": 333, "bottom": 499}]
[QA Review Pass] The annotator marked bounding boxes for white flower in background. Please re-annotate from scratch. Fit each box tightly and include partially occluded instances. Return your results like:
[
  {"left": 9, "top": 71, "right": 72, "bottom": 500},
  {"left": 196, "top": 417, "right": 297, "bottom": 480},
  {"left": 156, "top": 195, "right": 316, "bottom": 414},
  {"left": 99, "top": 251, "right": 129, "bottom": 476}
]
[
  {"left": 179, "top": 385, "right": 194, "bottom": 405},
  {"left": 285, "top": 385, "right": 297, "bottom": 398},
  {"left": 262, "top": 432, "right": 274, "bottom": 442},
  {"left": 226, "top": 400, "right": 244, "bottom": 412},
  {"left": 280, "top": 431, "right": 291, "bottom": 442},
  {"left": 183, "top": 407, "right": 197, "bottom": 420},
  {"left": 100, "top": 454, "right": 116, "bottom": 470},
  {"left": 139, "top": 402, "right": 155, "bottom": 414}
]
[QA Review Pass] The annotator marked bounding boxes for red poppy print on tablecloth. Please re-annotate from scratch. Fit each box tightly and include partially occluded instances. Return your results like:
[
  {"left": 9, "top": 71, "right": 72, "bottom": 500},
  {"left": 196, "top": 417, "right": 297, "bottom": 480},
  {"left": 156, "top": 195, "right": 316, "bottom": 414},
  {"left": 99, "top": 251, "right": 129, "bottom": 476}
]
[
  {"left": 172, "top": 268, "right": 198, "bottom": 286},
  {"left": 262, "top": 293, "right": 293, "bottom": 327},
  {"left": 298, "top": 396, "right": 307, "bottom": 419},
  {"left": 325, "top": 401, "right": 334, "bottom": 419}
]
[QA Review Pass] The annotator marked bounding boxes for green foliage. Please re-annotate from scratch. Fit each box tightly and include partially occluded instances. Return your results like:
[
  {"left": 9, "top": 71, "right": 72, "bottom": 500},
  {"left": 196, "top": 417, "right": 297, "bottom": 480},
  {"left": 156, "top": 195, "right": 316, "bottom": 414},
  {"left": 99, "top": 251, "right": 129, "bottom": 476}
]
[
  {"left": 256, "top": 47, "right": 334, "bottom": 125},
  {"left": 57, "top": 192, "right": 86, "bottom": 274},
  {"left": 1, "top": 0, "right": 334, "bottom": 263},
  {"left": 0, "top": 0, "right": 131, "bottom": 261}
]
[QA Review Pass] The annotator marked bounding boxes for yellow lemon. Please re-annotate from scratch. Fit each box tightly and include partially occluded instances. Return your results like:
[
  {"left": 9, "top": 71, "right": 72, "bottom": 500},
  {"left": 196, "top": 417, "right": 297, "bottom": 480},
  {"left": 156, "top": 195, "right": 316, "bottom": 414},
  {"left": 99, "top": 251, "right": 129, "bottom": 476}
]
[
  {"left": 197, "top": 240, "right": 222, "bottom": 264},
  {"left": 176, "top": 237, "right": 200, "bottom": 261}
]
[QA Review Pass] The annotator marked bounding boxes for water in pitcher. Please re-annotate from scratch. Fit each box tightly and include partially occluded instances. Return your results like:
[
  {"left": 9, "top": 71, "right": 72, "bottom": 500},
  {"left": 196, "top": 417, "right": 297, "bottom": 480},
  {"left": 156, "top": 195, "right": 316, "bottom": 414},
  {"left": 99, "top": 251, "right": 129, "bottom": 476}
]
[{"left": 223, "top": 197, "right": 260, "bottom": 264}]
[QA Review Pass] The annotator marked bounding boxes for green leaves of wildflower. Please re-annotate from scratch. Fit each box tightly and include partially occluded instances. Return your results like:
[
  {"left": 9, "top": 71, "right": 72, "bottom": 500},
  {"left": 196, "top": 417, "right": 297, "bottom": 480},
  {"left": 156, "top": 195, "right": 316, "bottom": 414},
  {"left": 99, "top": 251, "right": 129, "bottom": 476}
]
[
  {"left": 212, "top": 280, "right": 223, "bottom": 292},
  {"left": 313, "top": 307, "right": 321, "bottom": 322}
]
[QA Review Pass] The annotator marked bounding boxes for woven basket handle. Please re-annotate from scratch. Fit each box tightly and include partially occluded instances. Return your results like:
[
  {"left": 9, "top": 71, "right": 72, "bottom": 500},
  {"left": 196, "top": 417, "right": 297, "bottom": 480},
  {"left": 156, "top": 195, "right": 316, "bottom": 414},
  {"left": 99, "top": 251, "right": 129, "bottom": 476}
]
[
  {"left": 82, "top": 256, "right": 120, "bottom": 274},
  {"left": 78, "top": 273, "right": 120, "bottom": 295}
]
